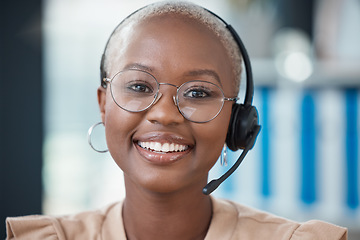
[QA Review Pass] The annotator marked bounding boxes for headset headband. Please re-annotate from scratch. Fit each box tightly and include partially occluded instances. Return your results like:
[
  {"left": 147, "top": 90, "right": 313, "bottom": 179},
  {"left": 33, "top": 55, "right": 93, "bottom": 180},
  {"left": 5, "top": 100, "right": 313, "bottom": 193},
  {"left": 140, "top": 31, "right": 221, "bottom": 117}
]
[{"left": 204, "top": 9, "right": 254, "bottom": 106}]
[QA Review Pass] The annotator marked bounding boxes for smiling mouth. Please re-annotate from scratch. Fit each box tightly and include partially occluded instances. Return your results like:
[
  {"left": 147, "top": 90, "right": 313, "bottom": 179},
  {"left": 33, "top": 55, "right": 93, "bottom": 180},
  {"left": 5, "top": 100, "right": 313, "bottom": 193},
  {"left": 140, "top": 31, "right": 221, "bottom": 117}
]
[{"left": 137, "top": 141, "right": 190, "bottom": 153}]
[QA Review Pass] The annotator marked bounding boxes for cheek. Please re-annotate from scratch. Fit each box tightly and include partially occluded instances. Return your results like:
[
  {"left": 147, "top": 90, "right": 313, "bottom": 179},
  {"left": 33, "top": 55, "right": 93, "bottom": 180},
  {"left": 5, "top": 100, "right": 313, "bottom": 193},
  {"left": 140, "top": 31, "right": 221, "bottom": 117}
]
[
  {"left": 103, "top": 99, "right": 142, "bottom": 169},
  {"left": 192, "top": 104, "right": 232, "bottom": 171}
]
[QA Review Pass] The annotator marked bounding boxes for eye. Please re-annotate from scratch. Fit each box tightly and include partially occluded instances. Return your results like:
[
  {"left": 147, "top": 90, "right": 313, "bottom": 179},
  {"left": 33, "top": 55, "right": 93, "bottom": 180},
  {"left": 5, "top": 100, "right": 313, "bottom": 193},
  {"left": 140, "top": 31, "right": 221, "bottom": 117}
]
[
  {"left": 126, "top": 80, "right": 154, "bottom": 94},
  {"left": 183, "top": 87, "right": 211, "bottom": 99}
]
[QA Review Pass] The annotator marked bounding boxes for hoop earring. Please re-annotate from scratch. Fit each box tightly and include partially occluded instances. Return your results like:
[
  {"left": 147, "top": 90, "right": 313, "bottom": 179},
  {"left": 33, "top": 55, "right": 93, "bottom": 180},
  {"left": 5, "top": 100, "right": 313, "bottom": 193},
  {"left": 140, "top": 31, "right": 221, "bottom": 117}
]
[
  {"left": 88, "top": 122, "right": 108, "bottom": 153},
  {"left": 220, "top": 143, "right": 228, "bottom": 166}
]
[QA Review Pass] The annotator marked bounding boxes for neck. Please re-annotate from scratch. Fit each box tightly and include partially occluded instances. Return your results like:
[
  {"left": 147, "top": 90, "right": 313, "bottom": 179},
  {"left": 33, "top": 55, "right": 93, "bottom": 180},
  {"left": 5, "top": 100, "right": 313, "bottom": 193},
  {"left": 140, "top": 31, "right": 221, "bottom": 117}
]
[{"left": 122, "top": 177, "right": 213, "bottom": 240}]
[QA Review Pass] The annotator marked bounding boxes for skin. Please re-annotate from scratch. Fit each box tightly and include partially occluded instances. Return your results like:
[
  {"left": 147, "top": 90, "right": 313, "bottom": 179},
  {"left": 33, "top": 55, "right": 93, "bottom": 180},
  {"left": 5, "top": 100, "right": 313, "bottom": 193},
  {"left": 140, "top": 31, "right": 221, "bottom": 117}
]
[{"left": 98, "top": 15, "right": 236, "bottom": 240}]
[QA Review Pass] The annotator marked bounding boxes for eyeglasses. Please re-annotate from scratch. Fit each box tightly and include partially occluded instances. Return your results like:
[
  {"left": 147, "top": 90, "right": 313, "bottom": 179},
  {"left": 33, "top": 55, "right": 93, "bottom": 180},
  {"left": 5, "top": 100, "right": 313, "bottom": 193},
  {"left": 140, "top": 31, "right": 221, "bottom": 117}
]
[{"left": 103, "top": 69, "right": 238, "bottom": 123}]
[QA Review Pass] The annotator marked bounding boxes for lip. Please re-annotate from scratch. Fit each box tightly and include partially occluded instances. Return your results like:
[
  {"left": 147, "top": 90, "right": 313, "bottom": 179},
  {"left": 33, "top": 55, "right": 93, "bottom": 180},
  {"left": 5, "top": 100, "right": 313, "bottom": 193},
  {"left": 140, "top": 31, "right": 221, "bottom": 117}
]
[{"left": 133, "top": 132, "right": 194, "bottom": 165}]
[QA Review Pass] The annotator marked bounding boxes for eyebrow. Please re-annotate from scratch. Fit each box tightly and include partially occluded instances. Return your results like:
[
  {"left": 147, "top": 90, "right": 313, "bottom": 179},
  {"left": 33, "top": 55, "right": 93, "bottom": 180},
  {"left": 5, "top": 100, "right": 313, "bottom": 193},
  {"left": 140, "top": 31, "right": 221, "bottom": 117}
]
[
  {"left": 123, "top": 63, "right": 153, "bottom": 72},
  {"left": 122, "top": 63, "right": 222, "bottom": 86},
  {"left": 184, "top": 69, "right": 222, "bottom": 86}
]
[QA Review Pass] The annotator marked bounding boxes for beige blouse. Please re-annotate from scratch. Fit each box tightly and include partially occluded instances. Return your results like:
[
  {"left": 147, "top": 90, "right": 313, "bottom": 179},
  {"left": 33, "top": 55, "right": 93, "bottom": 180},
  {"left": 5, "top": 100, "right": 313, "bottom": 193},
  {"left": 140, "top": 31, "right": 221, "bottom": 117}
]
[{"left": 6, "top": 197, "right": 347, "bottom": 240}]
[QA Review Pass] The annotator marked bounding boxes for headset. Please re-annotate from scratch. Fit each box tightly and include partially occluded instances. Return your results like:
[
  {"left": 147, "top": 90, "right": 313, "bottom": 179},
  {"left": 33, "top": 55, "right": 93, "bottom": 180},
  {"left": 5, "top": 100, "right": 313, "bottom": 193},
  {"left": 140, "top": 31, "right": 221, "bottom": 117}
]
[
  {"left": 100, "top": 4, "right": 261, "bottom": 195},
  {"left": 201, "top": 9, "right": 261, "bottom": 195}
]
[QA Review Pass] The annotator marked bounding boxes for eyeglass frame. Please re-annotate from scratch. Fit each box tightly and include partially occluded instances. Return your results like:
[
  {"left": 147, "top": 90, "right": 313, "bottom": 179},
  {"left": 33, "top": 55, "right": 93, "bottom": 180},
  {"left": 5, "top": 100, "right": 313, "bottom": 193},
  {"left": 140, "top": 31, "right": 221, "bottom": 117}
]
[{"left": 103, "top": 69, "right": 239, "bottom": 123}]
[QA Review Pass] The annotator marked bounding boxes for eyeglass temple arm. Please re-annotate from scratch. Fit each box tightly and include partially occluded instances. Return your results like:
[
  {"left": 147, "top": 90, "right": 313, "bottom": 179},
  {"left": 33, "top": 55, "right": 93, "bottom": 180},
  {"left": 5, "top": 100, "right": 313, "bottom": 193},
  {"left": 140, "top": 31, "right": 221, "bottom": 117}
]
[{"left": 224, "top": 97, "right": 239, "bottom": 102}]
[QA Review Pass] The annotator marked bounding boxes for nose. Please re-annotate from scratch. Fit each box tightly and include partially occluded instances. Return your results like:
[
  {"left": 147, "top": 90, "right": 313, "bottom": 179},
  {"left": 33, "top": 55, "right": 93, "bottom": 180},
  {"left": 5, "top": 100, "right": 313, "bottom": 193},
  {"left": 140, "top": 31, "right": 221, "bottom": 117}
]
[{"left": 146, "top": 87, "right": 185, "bottom": 126}]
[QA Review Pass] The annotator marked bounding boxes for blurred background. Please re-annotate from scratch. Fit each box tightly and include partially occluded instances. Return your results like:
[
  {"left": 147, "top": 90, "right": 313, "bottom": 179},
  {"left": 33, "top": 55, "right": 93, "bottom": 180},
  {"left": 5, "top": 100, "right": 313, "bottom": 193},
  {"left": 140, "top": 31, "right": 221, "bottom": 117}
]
[{"left": 1, "top": 0, "right": 359, "bottom": 238}]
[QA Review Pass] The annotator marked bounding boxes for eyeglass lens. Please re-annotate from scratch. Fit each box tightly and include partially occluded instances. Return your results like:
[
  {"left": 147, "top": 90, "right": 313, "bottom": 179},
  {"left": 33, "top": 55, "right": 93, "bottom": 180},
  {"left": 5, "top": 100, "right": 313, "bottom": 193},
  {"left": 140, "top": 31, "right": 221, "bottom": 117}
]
[{"left": 109, "top": 69, "right": 226, "bottom": 123}]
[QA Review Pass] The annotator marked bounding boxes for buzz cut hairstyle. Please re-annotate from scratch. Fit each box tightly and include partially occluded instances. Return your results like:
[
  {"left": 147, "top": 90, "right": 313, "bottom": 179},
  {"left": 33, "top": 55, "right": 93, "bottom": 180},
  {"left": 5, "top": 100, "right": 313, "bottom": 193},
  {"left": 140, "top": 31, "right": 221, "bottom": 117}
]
[{"left": 101, "top": 1, "right": 242, "bottom": 93}]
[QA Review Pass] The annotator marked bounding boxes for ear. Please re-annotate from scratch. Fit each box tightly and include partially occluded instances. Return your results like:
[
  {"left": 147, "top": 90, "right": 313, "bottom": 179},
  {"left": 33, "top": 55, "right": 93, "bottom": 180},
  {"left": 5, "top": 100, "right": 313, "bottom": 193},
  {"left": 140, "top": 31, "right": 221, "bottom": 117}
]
[{"left": 97, "top": 86, "right": 107, "bottom": 123}]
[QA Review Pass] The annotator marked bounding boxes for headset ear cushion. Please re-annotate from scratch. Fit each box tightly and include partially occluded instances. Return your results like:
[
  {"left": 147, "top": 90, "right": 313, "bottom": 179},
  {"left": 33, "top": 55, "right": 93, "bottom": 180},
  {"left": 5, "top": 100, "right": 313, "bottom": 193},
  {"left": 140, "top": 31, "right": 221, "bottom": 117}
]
[{"left": 226, "top": 103, "right": 259, "bottom": 151}]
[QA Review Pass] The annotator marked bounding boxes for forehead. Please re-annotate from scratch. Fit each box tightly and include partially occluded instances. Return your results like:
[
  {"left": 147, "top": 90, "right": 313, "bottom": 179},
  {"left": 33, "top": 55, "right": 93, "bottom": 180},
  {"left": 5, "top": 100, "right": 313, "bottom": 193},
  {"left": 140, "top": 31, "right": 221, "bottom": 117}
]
[
  {"left": 135, "top": 15, "right": 223, "bottom": 49},
  {"left": 107, "top": 13, "right": 227, "bottom": 61},
  {"left": 113, "top": 14, "right": 222, "bottom": 49},
  {"left": 108, "top": 15, "right": 230, "bottom": 67}
]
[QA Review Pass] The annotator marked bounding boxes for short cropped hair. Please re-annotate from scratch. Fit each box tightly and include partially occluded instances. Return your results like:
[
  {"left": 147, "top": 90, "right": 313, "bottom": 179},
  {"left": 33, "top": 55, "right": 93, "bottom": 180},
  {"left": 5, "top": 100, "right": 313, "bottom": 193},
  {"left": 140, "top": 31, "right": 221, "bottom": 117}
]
[{"left": 100, "top": 1, "right": 242, "bottom": 93}]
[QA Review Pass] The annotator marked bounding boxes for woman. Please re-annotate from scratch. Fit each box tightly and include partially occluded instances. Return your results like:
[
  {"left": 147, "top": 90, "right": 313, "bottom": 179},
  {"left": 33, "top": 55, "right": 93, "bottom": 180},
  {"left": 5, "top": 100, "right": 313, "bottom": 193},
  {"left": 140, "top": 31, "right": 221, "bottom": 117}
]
[{"left": 6, "top": 1, "right": 347, "bottom": 239}]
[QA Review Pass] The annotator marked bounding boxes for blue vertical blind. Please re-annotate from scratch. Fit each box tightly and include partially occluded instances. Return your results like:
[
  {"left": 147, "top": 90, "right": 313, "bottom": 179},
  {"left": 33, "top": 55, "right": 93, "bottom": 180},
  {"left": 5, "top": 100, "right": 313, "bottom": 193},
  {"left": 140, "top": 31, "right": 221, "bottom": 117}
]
[
  {"left": 261, "top": 88, "right": 271, "bottom": 198},
  {"left": 345, "top": 89, "right": 359, "bottom": 209},
  {"left": 300, "top": 91, "right": 317, "bottom": 204}
]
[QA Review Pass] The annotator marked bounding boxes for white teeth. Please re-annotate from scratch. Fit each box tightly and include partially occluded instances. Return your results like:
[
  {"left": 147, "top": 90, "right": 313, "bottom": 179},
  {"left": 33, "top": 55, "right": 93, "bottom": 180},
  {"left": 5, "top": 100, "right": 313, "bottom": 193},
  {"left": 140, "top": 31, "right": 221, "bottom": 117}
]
[
  {"left": 154, "top": 142, "right": 161, "bottom": 151},
  {"left": 169, "top": 143, "right": 175, "bottom": 152},
  {"left": 138, "top": 141, "right": 188, "bottom": 153},
  {"left": 174, "top": 144, "right": 179, "bottom": 152},
  {"left": 162, "top": 143, "right": 170, "bottom": 152}
]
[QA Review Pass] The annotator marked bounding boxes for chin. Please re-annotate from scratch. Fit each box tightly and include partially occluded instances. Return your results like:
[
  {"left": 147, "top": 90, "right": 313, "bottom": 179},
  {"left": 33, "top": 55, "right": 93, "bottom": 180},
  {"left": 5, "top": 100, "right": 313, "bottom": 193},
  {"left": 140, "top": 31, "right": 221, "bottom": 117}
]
[{"left": 125, "top": 169, "right": 205, "bottom": 195}]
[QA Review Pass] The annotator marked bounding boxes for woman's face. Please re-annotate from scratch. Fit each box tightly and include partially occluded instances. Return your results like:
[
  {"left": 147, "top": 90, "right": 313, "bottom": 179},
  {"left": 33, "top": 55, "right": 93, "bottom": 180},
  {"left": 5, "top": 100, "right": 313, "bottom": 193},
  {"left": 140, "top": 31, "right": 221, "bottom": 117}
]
[{"left": 98, "top": 16, "right": 235, "bottom": 194}]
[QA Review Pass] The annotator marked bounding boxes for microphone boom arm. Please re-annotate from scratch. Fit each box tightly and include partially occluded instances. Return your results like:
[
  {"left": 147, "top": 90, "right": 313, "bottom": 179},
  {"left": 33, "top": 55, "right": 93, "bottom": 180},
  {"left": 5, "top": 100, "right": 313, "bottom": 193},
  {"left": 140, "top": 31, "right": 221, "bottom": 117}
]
[{"left": 203, "top": 125, "right": 261, "bottom": 195}]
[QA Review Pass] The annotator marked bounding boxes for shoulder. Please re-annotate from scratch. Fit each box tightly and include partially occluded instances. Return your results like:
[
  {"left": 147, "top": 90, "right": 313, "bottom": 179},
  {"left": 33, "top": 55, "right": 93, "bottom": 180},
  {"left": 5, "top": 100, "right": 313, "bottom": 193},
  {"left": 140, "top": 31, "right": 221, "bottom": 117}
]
[
  {"left": 6, "top": 215, "right": 63, "bottom": 239},
  {"left": 206, "top": 198, "right": 347, "bottom": 240},
  {"left": 6, "top": 201, "right": 125, "bottom": 240},
  {"left": 289, "top": 219, "right": 347, "bottom": 240}
]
